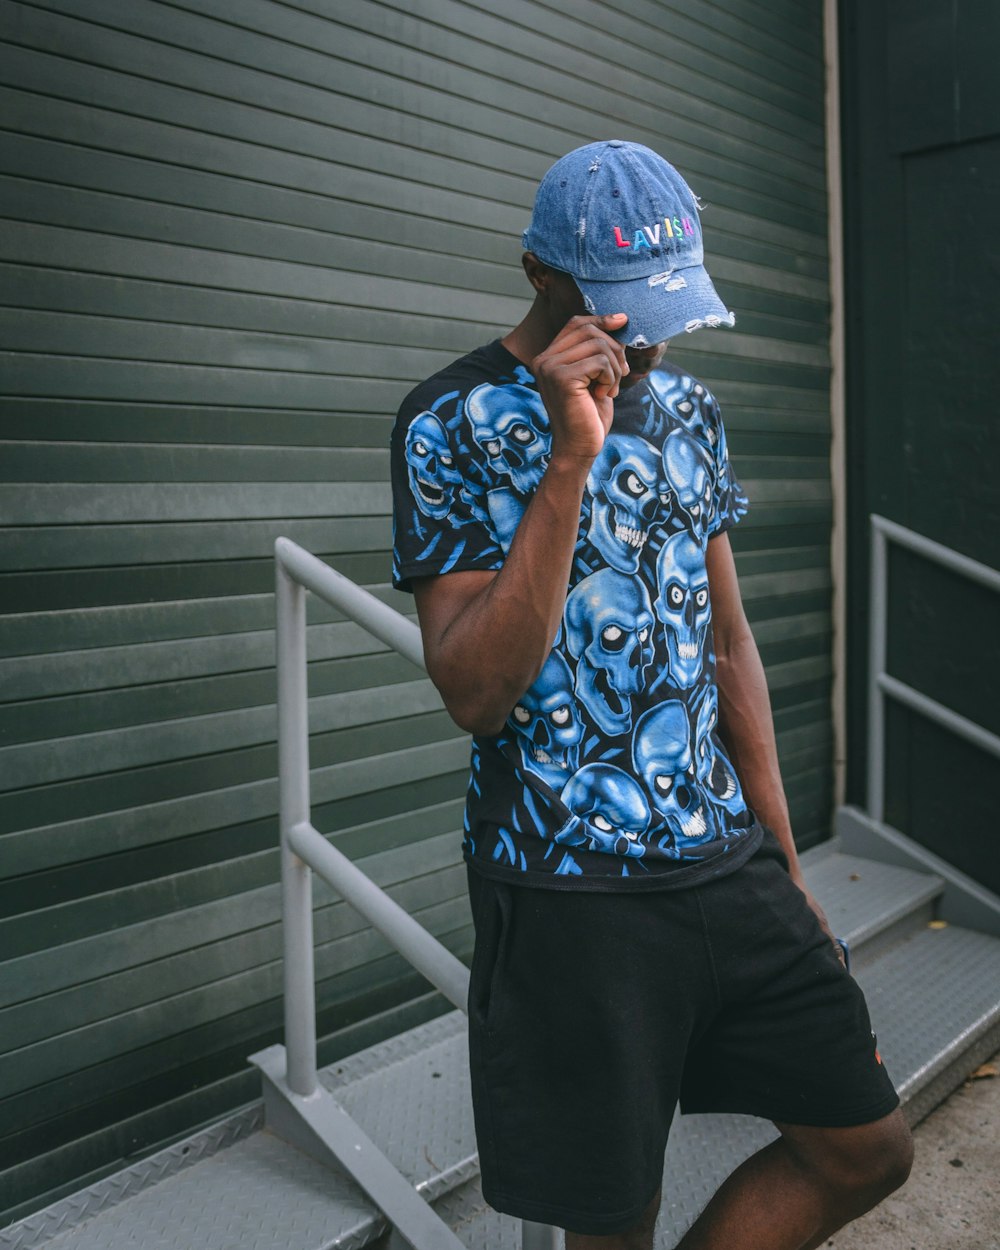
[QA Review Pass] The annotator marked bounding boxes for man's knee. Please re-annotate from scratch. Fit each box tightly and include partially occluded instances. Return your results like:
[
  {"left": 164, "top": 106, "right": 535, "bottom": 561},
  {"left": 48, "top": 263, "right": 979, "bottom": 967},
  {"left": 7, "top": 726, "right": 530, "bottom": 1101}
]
[
  {"left": 851, "top": 1111, "right": 914, "bottom": 1199},
  {"left": 778, "top": 1108, "right": 914, "bottom": 1208}
]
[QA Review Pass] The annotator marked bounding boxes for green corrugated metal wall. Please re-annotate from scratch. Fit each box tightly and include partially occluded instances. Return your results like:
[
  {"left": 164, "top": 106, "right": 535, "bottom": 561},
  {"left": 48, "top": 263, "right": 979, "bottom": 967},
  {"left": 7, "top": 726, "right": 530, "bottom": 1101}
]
[{"left": 0, "top": 0, "right": 832, "bottom": 1221}]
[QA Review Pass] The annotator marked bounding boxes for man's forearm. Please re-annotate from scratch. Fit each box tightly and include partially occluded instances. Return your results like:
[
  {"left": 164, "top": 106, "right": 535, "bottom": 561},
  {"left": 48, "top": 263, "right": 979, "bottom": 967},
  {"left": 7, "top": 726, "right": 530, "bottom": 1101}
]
[
  {"left": 414, "top": 313, "right": 629, "bottom": 737},
  {"left": 714, "top": 626, "right": 802, "bottom": 880}
]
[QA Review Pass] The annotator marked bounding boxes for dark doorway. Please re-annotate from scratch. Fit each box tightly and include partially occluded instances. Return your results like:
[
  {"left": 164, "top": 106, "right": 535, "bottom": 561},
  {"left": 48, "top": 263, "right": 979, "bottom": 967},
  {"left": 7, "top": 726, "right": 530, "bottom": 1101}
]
[{"left": 840, "top": 0, "right": 1000, "bottom": 893}]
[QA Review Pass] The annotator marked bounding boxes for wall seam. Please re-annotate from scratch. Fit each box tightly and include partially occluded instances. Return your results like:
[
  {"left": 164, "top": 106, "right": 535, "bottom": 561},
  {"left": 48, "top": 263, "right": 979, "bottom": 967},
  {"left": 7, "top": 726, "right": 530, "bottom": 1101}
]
[{"left": 824, "top": 0, "right": 847, "bottom": 811}]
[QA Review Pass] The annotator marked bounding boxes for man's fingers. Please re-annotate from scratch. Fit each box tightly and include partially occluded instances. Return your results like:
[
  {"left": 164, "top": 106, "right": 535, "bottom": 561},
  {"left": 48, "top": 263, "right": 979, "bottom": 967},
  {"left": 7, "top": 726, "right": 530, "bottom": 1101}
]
[
  {"left": 542, "top": 338, "right": 626, "bottom": 383},
  {"left": 530, "top": 314, "right": 630, "bottom": 451},
  {"left": 556, "top": 312, "right": 627, "bottom": 332},
  {"left": 543, "top": 334, "right": 620, "bottom": 364},
  {"left": 537, "top": 324, "right": 629, "bottom": 390},
  {"left": 547, "top": 352, "right": 621, "bottom": 394},
  {"left": 546, "top": 315, "right": 629, "bottom": 365}
]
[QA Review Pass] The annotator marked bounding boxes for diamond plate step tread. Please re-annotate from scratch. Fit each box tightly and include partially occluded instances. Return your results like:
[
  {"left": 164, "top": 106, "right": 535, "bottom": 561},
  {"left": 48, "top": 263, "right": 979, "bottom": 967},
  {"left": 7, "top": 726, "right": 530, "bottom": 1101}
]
[
  {"left": 855, "top": 923, "right": 1000, "bottom": 1107},
  {"left": 800, "top": 849, "right": 943, "bottom": 954},
  {"left": 0, "top": 1015, "right": 472, "bottom": 1250},
  {"left": 0, "top": 1107, "right": 263, "bottom": 1250},
  {"left": 321, "top": 1011, "right": 467, "bottom": 1092},
  {"left": 11, "top": 1130, "right": 383, "bottom": 1250},
  {"left": 428, "top": 1177, "right": 526, "bottom": 1250},
  {"left": 325, "top": 1020, "right": 477, "bottom": 1199}
]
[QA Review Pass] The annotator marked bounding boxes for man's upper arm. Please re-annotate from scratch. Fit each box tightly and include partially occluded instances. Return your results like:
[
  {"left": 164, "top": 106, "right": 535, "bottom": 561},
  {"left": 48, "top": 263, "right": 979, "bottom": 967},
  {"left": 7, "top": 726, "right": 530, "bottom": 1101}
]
[
  {"left": 705, "top": 530, "right": 752, "bottom": 663},
  {"left": 411, "top": 569, "right": 499, "bottom": 685}
]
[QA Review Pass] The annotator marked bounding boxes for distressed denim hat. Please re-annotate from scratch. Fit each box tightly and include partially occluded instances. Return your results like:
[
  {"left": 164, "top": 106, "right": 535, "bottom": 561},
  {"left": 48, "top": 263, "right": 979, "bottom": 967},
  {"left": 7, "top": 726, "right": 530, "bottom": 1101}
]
[{"left": 522, "top": 140, "right": 735, "bottom": 347}]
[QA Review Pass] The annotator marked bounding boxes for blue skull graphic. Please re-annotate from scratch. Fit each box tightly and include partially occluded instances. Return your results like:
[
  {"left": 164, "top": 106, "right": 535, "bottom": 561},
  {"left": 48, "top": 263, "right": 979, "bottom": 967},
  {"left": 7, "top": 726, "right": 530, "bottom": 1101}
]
[
  {"left": 564, "top": 569, "right": 654, "bottom": 736},
  {"left": 645, "top": 371, "right": 715, "bottom": 448},
  {"left": 511, "top": 650, "right": 583, "bottom": 784},
  {"left": 633, "top": 701, "right": 716, "bottom": 847},
  {"left": 404, "top": 411, "right": 463, "bottom": 521},
  {"left": 559, "top": 764, "right": 651, "bottom": 857},
  {"left": 663, "top": 430, "right": 713, "bottom": 536},
  {"left": 486, "top": 487, "right": 526, "bottom": 554},
  {"left": 655, "top": 531, "right": 711, "bottom": 688},
  {"left": 693, "top": 686, "right": 746, "bottom": 817},
  {"left": 585, "top": 434, "right": 666, "bottom": 574},
  {"left": 466, "top": 382, "right": 551, "bottom": 496}
]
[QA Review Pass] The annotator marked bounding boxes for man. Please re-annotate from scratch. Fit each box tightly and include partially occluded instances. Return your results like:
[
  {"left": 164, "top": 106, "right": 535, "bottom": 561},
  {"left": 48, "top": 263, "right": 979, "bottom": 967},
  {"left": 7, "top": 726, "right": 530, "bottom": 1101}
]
[{"left": 390, "top": 141, "right": 912, "bottom": 1249}]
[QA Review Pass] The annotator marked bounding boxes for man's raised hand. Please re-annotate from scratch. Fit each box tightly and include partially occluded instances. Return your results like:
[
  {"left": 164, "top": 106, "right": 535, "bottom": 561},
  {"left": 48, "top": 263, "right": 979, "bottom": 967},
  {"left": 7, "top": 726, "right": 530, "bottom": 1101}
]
[{"left": 531, "top": 314, "right": 629, "bottom": 464}]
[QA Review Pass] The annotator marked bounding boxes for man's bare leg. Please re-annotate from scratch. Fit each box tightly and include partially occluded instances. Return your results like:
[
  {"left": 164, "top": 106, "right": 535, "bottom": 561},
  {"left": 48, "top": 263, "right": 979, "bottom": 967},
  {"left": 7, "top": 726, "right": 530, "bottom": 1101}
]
[
  {"left": 562, "top": 1108, "right": 910, "bottom": 1250},
  {"left": 564, "top": 1186, "right": 662, "bottom": 1250},
  {"left": 675, "top": 1108, "right": 913, "bottom": 1250}
]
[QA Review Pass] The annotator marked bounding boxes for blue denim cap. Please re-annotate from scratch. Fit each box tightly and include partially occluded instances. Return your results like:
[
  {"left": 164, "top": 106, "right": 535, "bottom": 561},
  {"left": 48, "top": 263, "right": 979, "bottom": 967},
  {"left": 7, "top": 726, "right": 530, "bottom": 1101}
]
[{"left": 522, "top": 140, "right": 735, "bottom": 347}]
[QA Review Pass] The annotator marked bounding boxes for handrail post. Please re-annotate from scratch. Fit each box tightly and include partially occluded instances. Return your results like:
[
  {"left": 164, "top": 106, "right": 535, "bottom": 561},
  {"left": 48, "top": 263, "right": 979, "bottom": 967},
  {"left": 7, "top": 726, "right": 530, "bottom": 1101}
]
[
  {"left": 276, "top": 551, "right": 318, "bottom": 1096},
  {"left": 867, "top": 519, "right": 888, "bottom": 824}
]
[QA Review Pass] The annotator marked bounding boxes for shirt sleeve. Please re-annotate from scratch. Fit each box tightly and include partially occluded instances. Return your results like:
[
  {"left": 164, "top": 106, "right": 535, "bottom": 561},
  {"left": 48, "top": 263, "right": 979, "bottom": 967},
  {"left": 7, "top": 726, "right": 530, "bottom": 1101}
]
[
  {"left": 704, "top": 390, "right": 749, "bottom": 538},
  {"left": 390, "top": 389, "right": 506, "bottom": 592}
]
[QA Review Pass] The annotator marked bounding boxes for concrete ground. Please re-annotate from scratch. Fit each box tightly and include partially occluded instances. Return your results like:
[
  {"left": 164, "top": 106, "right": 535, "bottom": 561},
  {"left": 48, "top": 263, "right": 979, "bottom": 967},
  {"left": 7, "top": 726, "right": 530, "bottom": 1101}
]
[{"left": 826, "top": 1052, "right": 1000, "bottom": 1250}]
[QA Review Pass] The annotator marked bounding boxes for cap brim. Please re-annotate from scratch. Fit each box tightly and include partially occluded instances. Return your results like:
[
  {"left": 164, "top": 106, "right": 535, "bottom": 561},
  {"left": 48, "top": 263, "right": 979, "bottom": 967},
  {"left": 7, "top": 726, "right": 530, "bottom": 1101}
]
[{"left": 575, "top": 262, "right": 735, "bottom": 347}]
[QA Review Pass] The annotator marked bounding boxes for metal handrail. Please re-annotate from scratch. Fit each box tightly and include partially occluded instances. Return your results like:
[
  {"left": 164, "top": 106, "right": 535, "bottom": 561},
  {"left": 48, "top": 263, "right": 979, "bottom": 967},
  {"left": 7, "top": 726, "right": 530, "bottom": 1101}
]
[
  {"left": 273, "top": 537, "right": 558, "bottom": 1250},
  {"left": 867, "top": 515, "right": 1000, "bottom": 822},
  {"left": 274, "top": 537, "right": 469, "bottom": 1096}
]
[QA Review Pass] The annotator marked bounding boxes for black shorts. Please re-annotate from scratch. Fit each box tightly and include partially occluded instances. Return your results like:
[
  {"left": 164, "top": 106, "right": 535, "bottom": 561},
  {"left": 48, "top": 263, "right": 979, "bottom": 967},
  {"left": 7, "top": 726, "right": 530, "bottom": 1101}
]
[{"left": 466, "top": 829, "right": 900, "bottom": 1236}]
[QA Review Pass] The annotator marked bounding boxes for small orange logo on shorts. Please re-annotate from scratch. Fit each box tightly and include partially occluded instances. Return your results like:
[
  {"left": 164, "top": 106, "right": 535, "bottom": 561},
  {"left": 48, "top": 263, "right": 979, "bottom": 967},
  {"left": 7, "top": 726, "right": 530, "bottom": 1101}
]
[{"left": 872, "top": 1031, "right": 883, "bottom": 1065}]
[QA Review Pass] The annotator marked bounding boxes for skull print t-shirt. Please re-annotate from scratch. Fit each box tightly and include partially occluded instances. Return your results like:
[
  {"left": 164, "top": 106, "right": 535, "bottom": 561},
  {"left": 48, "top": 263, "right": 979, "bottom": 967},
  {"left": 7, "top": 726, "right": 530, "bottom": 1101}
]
[{"left": 390, "top": 339, "right": 763, "bottom": 890}]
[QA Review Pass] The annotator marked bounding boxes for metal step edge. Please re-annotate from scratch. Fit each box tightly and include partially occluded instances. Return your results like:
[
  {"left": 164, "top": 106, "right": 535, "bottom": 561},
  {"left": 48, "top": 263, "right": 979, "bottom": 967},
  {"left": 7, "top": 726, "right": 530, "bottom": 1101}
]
[
  {"left": 320, "top": 1009, "right": 467, "bottom": 1091},
  {"left": 790, "top": 839, "right": 945, "bottom": 960},
  {"left": 857, "top": 925, "right": 1000, "bottom": 1076},
  {"left": 858, "top": 924, "right": 1000, "bottom": 1126},
  {"left": 834, "top": 871, "right": 943, "bottom": 970},
  {"left": 0, "top": 1106, "right": 265, "bottom": 1250},
  {"left": 836, "top": 806, "right": 1000, "bottom": 938},
  {"left": 899, "top": 1017, "right": 1000, "bottom": 1126},
  {"left": 0, "top": 1112, "right": 478, "bottom": 1250},
  {"left": 0, "top": 1015, "right": 474, "bottom": 1250},
  {"left": 318, "top": 1153, "right": 484, "bottom": 1250},
  {"left": 423, "top": 1174, "right": 524, "bottom": 1250}
]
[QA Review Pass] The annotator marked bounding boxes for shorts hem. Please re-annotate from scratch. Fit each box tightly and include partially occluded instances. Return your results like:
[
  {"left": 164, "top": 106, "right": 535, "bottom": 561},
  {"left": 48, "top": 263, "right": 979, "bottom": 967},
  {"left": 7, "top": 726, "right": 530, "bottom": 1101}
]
[
  {"left": 681, "top": 1089, "right": 901, "bottom": 1129},
  {"left": 481, "top": 1177, "right": 663, "bottom": 1237}
]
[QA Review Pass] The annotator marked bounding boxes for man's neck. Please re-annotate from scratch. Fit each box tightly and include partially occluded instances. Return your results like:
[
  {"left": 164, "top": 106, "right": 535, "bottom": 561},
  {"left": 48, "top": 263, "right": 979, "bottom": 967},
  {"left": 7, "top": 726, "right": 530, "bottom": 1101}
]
[{"left": 500, "top": 302, "right": 557, "bottom": 368}]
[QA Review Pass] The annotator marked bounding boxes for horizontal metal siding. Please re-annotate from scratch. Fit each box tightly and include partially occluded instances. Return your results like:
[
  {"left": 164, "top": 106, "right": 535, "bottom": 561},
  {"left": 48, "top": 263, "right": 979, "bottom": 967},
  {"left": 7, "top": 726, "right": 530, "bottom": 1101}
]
[{"left": 0, "top": 0, "right": 832, "bottom": 1220}]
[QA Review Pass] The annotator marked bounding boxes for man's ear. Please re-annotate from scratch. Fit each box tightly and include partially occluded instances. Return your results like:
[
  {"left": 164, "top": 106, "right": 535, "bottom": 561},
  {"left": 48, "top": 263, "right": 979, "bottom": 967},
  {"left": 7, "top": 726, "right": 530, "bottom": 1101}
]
[{"left": 521, "top": 251, "right": 551, "bottom": 294}]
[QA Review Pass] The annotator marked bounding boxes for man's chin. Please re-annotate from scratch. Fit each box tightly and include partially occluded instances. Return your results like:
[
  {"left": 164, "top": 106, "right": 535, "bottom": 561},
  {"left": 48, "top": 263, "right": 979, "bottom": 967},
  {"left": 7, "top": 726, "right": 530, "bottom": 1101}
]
[
  {"left": 619, "top": 371, "right": 652, "bottom": 391},
  {"left": 622, "top": 347, "right": 668, "bottom": 386}
]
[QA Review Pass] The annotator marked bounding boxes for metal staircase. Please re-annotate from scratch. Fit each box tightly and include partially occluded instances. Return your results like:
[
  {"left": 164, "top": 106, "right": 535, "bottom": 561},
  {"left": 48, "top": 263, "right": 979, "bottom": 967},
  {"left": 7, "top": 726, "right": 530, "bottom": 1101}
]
[
  {"left": 4, "top": 834, "right": 999, "bottom": 1250},
  {"left": 4, "top": 529, "right": 999, "bottom": 1250}
]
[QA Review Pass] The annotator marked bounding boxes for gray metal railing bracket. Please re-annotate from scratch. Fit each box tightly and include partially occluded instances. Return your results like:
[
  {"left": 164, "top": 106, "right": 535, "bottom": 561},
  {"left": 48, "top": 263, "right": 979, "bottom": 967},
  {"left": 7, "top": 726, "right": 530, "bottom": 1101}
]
[{"left": 250, "top": 1044, "right": 467, "bottom": 1250}]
